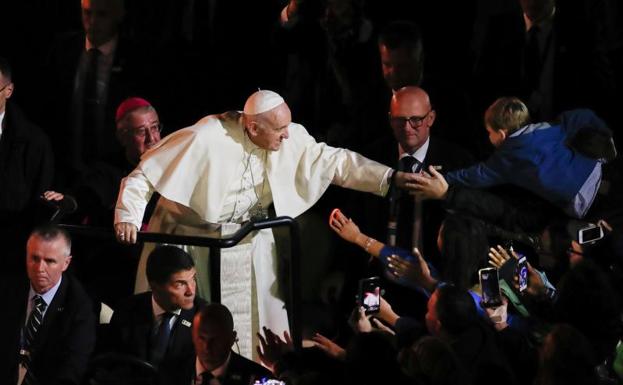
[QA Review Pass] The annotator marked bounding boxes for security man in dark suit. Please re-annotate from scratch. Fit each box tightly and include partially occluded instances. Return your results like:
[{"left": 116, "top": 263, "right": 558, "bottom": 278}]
[
  {"left": 0, "top": 225, "right": 96, "bottom": 385},
  {"left": 108, "top": 245, "right": 204, "bottom": 384},
  {"left": 191, "top": 303, "right": 272, "bottom": 385},
  {"left": 359, "top": 86, "right": 474, "bottom": 318}
]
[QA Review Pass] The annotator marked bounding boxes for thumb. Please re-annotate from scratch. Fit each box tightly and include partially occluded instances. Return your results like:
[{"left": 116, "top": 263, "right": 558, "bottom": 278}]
[{"left": 428, "top": 165, "right": 442, "bottom": 178}]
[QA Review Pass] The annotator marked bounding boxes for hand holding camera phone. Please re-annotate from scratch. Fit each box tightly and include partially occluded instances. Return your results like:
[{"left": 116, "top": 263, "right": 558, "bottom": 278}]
[
  {"left": 578, "top": 223, "right": 604, "bottom": 245},
  {"left": 479, "top": 267, "right": 502, "bottom": 308},
  {"left": 358, "top": 277, "right": 381, "bottom": 315},
  {"left": 516, "top": 255, "right": 529, "bottom": 293}
]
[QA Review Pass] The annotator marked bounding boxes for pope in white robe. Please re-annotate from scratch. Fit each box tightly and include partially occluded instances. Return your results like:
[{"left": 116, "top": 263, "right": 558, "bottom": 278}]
[{"left": 114, "top": 90, "right": 412, "bottom": 360}]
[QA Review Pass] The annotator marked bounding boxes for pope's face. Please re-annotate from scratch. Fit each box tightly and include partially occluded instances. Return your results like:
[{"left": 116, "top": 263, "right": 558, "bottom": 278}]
[{"left": 255, "top": 103, "right": 291, "bottom": 151}]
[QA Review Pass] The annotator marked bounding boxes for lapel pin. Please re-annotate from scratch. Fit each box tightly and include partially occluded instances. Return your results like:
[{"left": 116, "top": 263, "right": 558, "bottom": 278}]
[{"left": 181, "top": 319, "right": 191, "bottom": 327}]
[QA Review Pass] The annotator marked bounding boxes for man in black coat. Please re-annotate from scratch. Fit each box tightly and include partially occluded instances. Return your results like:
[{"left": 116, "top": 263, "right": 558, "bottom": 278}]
[
  {"left": 0, "top": 225, "right": 96, "bottom": 385},
  {"left": 361, "top": 86, "right": 474, "bottom": 258},
  {"left": 46, "top": 0, "right": 145, "bottom": 188},
  {"left": 108, "top": 245, "right": 204, "bottom": 384},
  {"left": 0, "top": 57, "right": 55, "bottom": 275},
  {"left": 190, "top": 303, "right": 272, "bottom": 385},
  {"left": 356, "top": 86, "right": 474, "bottom": 318}
]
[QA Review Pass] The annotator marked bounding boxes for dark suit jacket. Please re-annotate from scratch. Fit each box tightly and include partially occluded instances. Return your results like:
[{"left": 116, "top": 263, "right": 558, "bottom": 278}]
[
  {"left": 474, "top": 3, "right": 616, "bottom": 124},
  {"left": 185, "top": 351, "right": 272, "bottom": 385},
  {"left": 360, "top": 135, "right": 475, "bottom": 251},
  {"left": 356, "top": 135, "right": 474, "bottom": 317},
  {"left": 0, "top": 274, "right": 96, "bottom": 385},
  {"left": 107, "top": 292, "right": 204, "bottom": 384},
  {"left": 46, "top": 31, "right": 144, "bottom": 187},
  {"left": 0, "top": 102, "right": 55, "bottom": 274}
]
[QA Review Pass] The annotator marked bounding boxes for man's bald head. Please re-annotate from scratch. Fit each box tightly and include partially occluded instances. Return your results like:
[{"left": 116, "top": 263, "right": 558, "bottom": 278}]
[
  {"left": 389, "top": 86, "right": 435, "bottom": 154},
  {"left": 192, "top": 303, "right": 237, "bottom": 371}
]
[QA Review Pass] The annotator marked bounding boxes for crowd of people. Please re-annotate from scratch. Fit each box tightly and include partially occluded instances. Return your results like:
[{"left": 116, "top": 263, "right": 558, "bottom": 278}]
[{"left": 1, "top": 0, "right": 623, "bottom": 384}]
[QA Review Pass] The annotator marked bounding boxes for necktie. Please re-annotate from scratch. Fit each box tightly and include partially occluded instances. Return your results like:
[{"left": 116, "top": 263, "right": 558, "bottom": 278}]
[
  {"left": 201, "top": 371, "right": 214, "bottom": 385},
  {"left": 22, "top": 295, "right": 48, "bottom": 385},
  {"left": 400, "top": 156, "right": 422, "bottom": 173},
  {"left": 24, "top": 295, "right": 47, "bottom": 349},
  {"left": 84, "top": 48, "right": 100, "bottom": 105},
  {"left": 524, "top": 26, "right": 541, "bottom": 91},
  {"left": 150, "top": 312, "right": 174, "bottom": 365},
  {"left": 397, "top": 156, "right": 423, "bottom": 251}
]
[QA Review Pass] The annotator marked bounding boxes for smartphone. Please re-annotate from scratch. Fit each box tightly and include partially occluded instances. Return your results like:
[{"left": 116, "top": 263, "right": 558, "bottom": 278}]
[
  {"left": 479, "top": 267, "right": 502, "bottom": 308},
  {"left": 358, "top": 277, "right": 381, "bottom": 315},
  {"left": 578, "top": 223, "right": 604, "bottom": 245},
  {"left": 516, "top": 255, "right": 528, "bottom": 293}
]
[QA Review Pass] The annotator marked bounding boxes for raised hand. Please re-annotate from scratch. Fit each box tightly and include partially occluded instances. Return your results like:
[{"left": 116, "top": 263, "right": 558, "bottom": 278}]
[{"left": 256, "top": 326, "right": 294, "bottom": 372}]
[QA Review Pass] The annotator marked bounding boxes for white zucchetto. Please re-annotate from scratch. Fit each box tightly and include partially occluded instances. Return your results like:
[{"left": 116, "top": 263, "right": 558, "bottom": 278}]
[{"left": 243, "top": 90, "right": 285, "bottom": 115}]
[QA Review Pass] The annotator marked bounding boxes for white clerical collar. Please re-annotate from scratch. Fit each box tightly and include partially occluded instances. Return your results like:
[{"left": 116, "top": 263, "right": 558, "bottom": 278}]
[
  {"left": 151, "top": 294, "right": 182, "bottom": 319},
  {"left": 0, "top": 110, "right": 5, "bottom": 138},
  {"left": 196, "top": 351, "right": 232, "bottom": 380},
  {"left": 399, "top": 136, "right": 430, "bottom": 164},
  {"left": 29, "top": 275, "right": 63, "bottom": 306},
  {"left": 85, "top": 36, "right": 117, "bottom": 57}
]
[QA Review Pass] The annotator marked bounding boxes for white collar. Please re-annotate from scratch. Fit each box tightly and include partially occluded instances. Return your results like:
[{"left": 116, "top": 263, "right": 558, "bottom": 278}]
[
  {"left": 29, "top": 275, "right": 63, "bottom": 307},
  {"left": 399, "top": 136, "right": 430, "bottom": 164},
  {"left": 0, "top": 110, "right": 5, "bottom": 138}
]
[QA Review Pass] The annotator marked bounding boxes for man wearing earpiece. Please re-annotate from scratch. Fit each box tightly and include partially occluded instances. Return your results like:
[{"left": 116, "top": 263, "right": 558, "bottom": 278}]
[
  {"left": 191, "top": 303, "right": 271, "bottom": 385},
  {"left": 108, "top": 246, "right": 205, "bottom": 384}
]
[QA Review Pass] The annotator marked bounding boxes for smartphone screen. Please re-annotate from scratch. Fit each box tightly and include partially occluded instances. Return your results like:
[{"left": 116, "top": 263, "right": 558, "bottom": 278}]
[
  {"left": 359, "top": 277, "right": 381, "bottom": 314},
  {"left": 578, "top": 225, "right": 603, "bottom": 244},
  {"left": 479, "top": 268, "right": 502, "bottom": 307},
  {"left": 516, "top": 256, "right": 528, "bottom": 293}
]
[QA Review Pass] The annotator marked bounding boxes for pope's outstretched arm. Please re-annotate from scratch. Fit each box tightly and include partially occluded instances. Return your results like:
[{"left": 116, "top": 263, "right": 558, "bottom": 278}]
[{"left": 114, "top": 167, "right": 155, "bottom": 244}]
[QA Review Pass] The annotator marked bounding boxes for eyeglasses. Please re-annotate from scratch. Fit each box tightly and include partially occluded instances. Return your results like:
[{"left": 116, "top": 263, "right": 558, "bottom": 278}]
[
  {"left": 0, "top": 82, "right": 11, "bottom": 93},
  {"left": 130, "top": 123, "right": 163, "bottom": 138},
  {"left": 389, "top": 110, "right": 431, "bottom": 129}
]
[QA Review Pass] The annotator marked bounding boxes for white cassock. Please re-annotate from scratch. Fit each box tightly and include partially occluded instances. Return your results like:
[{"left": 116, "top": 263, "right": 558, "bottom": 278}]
[{"left": 115, "top": 111, "right": 391, "bottom": 360}]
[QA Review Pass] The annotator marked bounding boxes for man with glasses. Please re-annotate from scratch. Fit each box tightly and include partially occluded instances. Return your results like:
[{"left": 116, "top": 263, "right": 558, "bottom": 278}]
[
  {"left": 116, "top": 97, "right": 163, "bottom": 166},
  {"left": 364, "top": 86, "right": 472, "bottom": 250},
  {"left": 358, "top": 86, "right": 473, "bottom": 318},
  {"left": 0, "top": 57, "right": 55, "bottom": 275}
]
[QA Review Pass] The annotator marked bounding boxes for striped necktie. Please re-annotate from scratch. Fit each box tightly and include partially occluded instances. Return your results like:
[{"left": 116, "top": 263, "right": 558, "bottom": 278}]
[{"left": 22, "top": 295, "right": 47, "bottom": 385}]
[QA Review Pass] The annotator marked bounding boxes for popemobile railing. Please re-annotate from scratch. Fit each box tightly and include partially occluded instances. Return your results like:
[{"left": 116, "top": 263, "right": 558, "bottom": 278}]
[{"left": 60, "top": 216, "right": 303, "bottom": 352}]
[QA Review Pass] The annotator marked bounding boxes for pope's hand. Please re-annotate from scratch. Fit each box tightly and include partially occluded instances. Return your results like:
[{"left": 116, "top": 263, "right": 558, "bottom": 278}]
[
  {"left": 114, "top": 222, "right": 138, "bottom": 244},
  {"left": 393, "top": 171, "right": 419, "bottom": 190}
]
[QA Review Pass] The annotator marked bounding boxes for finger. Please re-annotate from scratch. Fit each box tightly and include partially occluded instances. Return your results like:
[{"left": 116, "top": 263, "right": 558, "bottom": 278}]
[
  {"left": 389, "top": 268, "right": 402, "bottom": 278},
  {"left": 428, "top": 165, "right": 443, "bottom": 178},
  {"left": 129, "top": 226, "right": 138, "bottom": 244},
  {"left": 284, "top": 330, "right": 292, "bottom": 345},
  {"left": 412, "top": 248, "right": 422, "bottom": 259},
  {"left": 335, "top": 210, "right": 347, "bottom": 221},
  {"left": 264, "top": 326, "right": 277, "bottom": 341},
  {"left": 256, "top": 332, "right": 268, "bottom": 349}
]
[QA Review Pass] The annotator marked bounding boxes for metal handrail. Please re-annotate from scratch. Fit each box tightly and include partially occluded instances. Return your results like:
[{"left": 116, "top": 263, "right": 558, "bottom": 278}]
[{"left": 60, "top": 216, "right": 302, "bottom": 351}]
